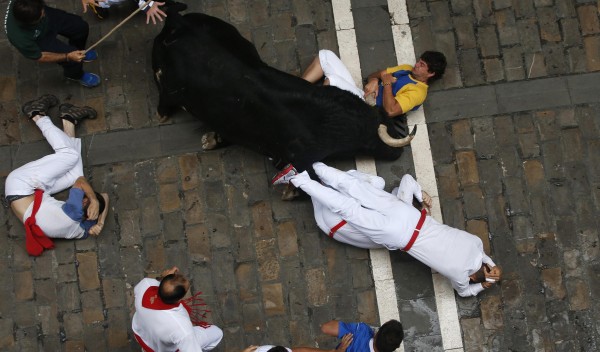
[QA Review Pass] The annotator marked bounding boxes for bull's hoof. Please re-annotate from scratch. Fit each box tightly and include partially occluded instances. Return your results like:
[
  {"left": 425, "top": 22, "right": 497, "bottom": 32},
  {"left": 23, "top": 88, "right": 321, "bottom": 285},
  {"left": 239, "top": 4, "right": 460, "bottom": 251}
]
[
  {"left": 202, "top": 131, "right": 230, "bottom": 151},
  {"left": 281, "top": 183, "right": 299, "bottom": 201},
  {"left": 157, "top": 112, "right": 171, "bottom": 124}
]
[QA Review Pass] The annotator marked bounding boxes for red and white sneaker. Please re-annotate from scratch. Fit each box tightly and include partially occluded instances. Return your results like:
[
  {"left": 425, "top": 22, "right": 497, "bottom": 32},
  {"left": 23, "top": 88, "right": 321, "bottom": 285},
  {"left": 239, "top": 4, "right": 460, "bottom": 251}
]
[{"left": 271, "top": 164, "right": 298, "bottom": 185}]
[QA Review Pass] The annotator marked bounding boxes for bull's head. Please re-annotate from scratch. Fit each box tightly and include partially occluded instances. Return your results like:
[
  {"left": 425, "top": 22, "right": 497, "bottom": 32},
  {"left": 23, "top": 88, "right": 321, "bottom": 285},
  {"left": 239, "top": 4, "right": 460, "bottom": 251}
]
[{"left": 377, "top": 124, "right": 417, "bottom": 147}]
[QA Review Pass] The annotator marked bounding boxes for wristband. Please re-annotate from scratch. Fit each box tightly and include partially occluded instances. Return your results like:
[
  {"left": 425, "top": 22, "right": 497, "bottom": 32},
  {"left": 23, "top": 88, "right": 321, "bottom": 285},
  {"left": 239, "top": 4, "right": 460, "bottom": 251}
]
[{"left": 65, "top": 53, "right": 69, "bottom": 62}]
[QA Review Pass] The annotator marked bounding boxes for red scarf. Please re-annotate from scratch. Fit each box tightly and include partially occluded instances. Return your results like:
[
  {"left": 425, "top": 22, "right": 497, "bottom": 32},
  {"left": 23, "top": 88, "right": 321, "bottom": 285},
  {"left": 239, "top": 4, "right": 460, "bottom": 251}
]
[
  {"left": 142, "top": 286, "right": 211, "bottom": 327},
  {"left": 24, "top": 189, "right": 54, "bottom": 256}
]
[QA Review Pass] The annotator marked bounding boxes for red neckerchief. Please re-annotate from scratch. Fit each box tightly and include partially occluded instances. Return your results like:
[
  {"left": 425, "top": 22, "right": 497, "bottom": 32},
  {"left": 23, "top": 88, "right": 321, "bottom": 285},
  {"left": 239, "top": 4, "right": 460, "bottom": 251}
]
[
  {"left": 24, "top": 189, "right": 54, "bottom": 256},
  {"left": 142, "top": 286, "right": 181, "bottom": 310},
  {"left": 142, "top": 286, "right": 211, "bottom": 328}
]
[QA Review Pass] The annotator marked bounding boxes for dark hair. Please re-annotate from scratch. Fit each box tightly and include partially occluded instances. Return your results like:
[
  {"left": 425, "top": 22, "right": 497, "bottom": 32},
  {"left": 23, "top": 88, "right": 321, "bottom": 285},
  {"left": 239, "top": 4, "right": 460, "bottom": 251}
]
[
  {"left": 375, "top": 320, "right": 404, "bottom": 352},
  {"left": 82, "top": 192, "right": 106, "bottom": 220},
  {"left": 12, "top": 0, "right": 45, "bottom": 24},
  {"left": 159, "top": 274, "right": 188, "bottom": 304},
  {"left": 420, "top": 51, "right": 447, "bottom": 83},
  {"left": 469, "top": 264, "right": 487, "bottom": 284},
  {"left": 267, "top": 347, "right": 288, "bottom": 352},
  {"left": 95, "top": 192, "right": 106, "bottom": 216}
]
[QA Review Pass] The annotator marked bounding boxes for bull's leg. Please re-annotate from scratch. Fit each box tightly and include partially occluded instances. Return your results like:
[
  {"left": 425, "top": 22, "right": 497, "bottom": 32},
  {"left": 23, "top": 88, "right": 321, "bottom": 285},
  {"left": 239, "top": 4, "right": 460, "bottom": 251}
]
[
  {"left": 201, "top": 132, "right": 231, "bottom": 151},
  {"left": 157, "top": 94, "right": 177, "bottom": 123}
]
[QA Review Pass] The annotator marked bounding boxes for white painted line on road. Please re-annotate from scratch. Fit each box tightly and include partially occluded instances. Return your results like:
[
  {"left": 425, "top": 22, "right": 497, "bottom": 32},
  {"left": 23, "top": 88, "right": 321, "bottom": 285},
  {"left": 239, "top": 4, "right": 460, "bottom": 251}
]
[
  {"left": 330, "top": 2, "right": 404, "bottom": 352},
  {"left": 389, "top": 0, "right": 463, "bottom": 350},
  {"left": 332, "top": 0, "right": 463, "bottom": 351}
]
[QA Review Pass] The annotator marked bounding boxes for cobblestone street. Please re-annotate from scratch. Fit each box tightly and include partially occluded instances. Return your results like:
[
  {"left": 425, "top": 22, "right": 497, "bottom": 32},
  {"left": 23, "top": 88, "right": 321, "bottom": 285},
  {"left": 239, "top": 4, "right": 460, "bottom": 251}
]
[{"left": 0, "top": 0, "right": 599, "bottom": 351}]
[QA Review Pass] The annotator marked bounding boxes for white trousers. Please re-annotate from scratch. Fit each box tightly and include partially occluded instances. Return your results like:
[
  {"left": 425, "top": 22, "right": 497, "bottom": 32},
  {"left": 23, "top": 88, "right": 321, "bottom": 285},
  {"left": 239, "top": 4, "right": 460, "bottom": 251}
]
[
  {"left": 292, "top": 162, "right": 422, "bottom": 249},
  {"left": 196, "top": 325, "right": 223, "bottom": 351},
  {"left": 319, "top": 50, "right": 365, "bottom": 99},
  {"left": 5, "top": 116, "right": 83, "bottom": 196}
]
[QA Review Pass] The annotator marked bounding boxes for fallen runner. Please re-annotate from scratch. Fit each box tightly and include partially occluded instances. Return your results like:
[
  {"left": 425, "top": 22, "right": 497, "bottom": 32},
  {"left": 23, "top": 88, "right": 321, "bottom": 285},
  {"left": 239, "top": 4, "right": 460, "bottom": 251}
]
[
  {"left": 285, "top": 162, "right": 502, "bottom": 297},
  {"left": 4, "top": 94, "right": 108, "bottom": 256}
]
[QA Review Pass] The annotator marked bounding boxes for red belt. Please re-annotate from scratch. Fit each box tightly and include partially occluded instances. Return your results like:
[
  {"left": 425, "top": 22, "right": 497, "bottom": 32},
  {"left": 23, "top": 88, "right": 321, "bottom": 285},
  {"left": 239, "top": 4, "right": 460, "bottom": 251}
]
[
  {"left": 328, "top": 220, "right": 347, "bottom": 238},
  {"left": 401, "top": 209, "right": 427, "bottom": 252}
]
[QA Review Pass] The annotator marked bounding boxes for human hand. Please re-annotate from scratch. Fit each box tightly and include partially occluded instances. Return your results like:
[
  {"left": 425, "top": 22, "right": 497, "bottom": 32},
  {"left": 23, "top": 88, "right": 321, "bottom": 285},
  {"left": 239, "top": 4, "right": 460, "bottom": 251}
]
[
  {"left": 88, "top": 222, "right": 104, "bottom": 236},
  {"left": 81, "top": 0, "right": 100, "bottom": 13},
  {"left": 145, "top": 2, "right": 166, "bottom": 24},
  {"left": 160, "top": 266, "right": 179, "bottom": 278},
  {"left": 421, "top": 191, "right": 432, "bottom": 214},
  {"left": 87, "top": 197, "right": 99, "bottom": 220},
  {"left": 335, "top": 333, "right": 354, "bottom": 352},
  {"left": 67, "top": 50, "right": 86, "bottom": 62},
  {"left": 485, "top": 265, "right": 502, "bottom": 282},
  {"left": 381, "top": 72, "right": 396, "bottom": 86},
  {"left": 242, "top": 346, "right": 258, "bottom": 352},
  {"left": 363, "top": 79, "right": 379, "bottom": 98}
]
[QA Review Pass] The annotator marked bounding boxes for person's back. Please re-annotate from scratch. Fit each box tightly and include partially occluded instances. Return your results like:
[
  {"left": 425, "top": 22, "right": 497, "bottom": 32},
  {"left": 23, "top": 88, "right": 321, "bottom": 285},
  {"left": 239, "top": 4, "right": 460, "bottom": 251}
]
[{"left": 132, "top": 278, "right": 195, "bottom": 351}]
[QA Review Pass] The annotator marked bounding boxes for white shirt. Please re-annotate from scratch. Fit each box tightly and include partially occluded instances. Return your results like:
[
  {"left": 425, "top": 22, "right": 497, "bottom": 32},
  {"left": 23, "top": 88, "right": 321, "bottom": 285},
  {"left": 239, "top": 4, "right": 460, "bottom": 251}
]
[
  {"left": 292, "top": 163, "right": 495, "bottom": 297},
  {"left": 22, "top": 193, "right": 85, "bottom": 239},
  {"left": 132, "top": 279, "right": 223, "bottom": 352}
]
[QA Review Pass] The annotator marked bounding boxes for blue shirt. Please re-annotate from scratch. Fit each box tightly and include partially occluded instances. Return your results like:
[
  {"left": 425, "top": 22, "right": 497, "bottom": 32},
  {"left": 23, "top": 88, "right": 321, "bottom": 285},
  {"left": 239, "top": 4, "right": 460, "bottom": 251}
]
[
  {"left": 62, "top": 188, "right": 96, "bottom": 238},
  {"left": 338, "top": 322, "right": 374, "bottom": 352}
]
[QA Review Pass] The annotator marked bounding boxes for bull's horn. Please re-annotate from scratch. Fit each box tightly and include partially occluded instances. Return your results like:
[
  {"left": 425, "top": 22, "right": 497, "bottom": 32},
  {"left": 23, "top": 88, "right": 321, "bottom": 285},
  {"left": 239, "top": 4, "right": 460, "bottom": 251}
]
[{"left": 377, "top": 124, "right": 417, "bottom": 147}]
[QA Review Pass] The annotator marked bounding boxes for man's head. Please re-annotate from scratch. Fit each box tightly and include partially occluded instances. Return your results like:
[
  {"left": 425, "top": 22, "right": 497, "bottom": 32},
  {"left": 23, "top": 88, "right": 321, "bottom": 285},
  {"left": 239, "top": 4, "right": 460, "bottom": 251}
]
[
  {"left": 159, "top": 272, "right": 191, "bottom": 304},
  {"left": 82, "top": 192, "right": 106, "bottom": 220},
  {"left": 12, "top": 0, "right": 45, "bottom": 24},
  {"left": 415, "top": 51, "right": 447, "bottom": 84},
  {"left": 469, "top": 264, "right": 487, "bottom": 284},
  {"left": 267, "top": 347, "right": 289, "bottom": 352},
  {"left": 374, "top": 319, "right": 404, "bottom": 352}
]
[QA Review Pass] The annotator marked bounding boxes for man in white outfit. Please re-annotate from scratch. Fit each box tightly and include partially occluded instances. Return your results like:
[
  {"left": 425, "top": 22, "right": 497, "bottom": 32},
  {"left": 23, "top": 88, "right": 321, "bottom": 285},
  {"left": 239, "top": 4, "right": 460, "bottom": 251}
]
[
  {"left": 132, "top": 266, "right": 223, "bottom": 352},
  {"left": 4, "top": 94, "right": 108, "bottom": 256},
  {"left": 288, "top": 162, "right": 502, "bottom": 297}
]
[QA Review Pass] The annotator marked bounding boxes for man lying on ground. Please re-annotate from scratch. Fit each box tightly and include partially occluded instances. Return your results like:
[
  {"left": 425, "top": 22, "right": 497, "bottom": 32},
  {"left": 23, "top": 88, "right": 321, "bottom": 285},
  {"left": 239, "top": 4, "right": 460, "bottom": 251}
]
[
  {"left": 279, "top": 162, "right": 502, "bottom": 297},
  {"left": 4, "top": 94, "right": 108, "bottom": 256}
]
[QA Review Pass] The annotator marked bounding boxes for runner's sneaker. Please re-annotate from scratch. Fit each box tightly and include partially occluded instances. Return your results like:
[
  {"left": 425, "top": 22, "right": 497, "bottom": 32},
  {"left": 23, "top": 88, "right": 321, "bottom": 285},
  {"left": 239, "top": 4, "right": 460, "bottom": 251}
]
[
  {"left": 68, "top": 72, "right": 101, "bottom": 88},
  {"left": 271, "top": 164, "right": 298, "bottom": 185},
  {"left": 59, "top": 103, "right": 98, "bottom": 125},
  {"left": 83, "top": 49, "right": 98, "bottom": 62},
  {"left": 21, "top": 94, "right": 59, "bottom": 119}
]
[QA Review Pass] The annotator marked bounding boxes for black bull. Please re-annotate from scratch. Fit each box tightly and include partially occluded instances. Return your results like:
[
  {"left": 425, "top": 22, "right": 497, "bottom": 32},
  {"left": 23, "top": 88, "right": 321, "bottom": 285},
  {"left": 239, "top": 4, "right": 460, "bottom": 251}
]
[{"left": 152, "top": 12, "right": 415, "bottom": 174}]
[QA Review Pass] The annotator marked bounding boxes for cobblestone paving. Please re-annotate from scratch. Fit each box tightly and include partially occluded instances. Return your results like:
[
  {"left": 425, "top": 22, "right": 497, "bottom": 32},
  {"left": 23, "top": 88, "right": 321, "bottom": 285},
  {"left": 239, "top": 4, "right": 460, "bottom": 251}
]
[
  {"left": 0, "top": 1, "right": 382, "bottom": 351},
  {"left": 409, "top": 0, "right": 600, "bottom": 351}
]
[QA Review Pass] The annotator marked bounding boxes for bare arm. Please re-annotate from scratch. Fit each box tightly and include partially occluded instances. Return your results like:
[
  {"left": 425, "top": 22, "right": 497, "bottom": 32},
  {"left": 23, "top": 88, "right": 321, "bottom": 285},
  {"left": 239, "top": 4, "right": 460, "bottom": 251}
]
[
  {"left": 37, "top": 51, "right": 86, "bottom": 63},
  {"left": 380, "top": 72, "right": 404, "bottom": 117},
  {"left": 363, "top": 69, "right": 385, "bottom": 98},
  {"left": 72, "top": 176, "right": 99, "bottom": 220},
  {"left": 87, "top": 193, "right": 109, "bottom": 236},
  {"left": 320, "top": 320, "right": 340, "bottom": 337}
]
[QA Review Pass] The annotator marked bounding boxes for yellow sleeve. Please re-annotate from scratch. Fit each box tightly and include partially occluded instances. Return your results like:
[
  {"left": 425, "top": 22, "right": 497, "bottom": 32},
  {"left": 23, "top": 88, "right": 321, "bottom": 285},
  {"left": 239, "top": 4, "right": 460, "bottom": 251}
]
[
  {"left": 386, "top": 64, "right": 414, "bottom": 74},
  {"left": 394, "top": 84, "right": 427, "bottom": 113}
]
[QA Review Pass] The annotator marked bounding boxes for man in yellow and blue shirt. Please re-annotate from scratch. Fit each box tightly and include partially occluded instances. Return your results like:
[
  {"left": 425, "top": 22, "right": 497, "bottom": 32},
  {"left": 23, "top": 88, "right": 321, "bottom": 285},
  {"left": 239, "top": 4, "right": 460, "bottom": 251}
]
[{"left": 302, "top": 50, "right": 447, "bottom": 118}]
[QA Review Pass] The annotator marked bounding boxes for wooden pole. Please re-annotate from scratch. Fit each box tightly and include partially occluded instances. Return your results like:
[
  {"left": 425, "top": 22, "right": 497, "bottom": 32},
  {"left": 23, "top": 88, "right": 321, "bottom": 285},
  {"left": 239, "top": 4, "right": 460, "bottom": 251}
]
[{"left": 85, "top": 0, "right": 153, "bottom": 53}]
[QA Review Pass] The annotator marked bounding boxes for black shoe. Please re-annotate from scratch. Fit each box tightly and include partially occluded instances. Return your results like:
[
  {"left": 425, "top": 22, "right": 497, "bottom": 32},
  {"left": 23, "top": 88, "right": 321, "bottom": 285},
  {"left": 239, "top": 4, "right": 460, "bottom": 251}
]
[
  {"left": 59, "top": 103, "right": 98, "bottom": 125},
  {"left": 21, "top": 94, "right": 59, "bottom": 119}
]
